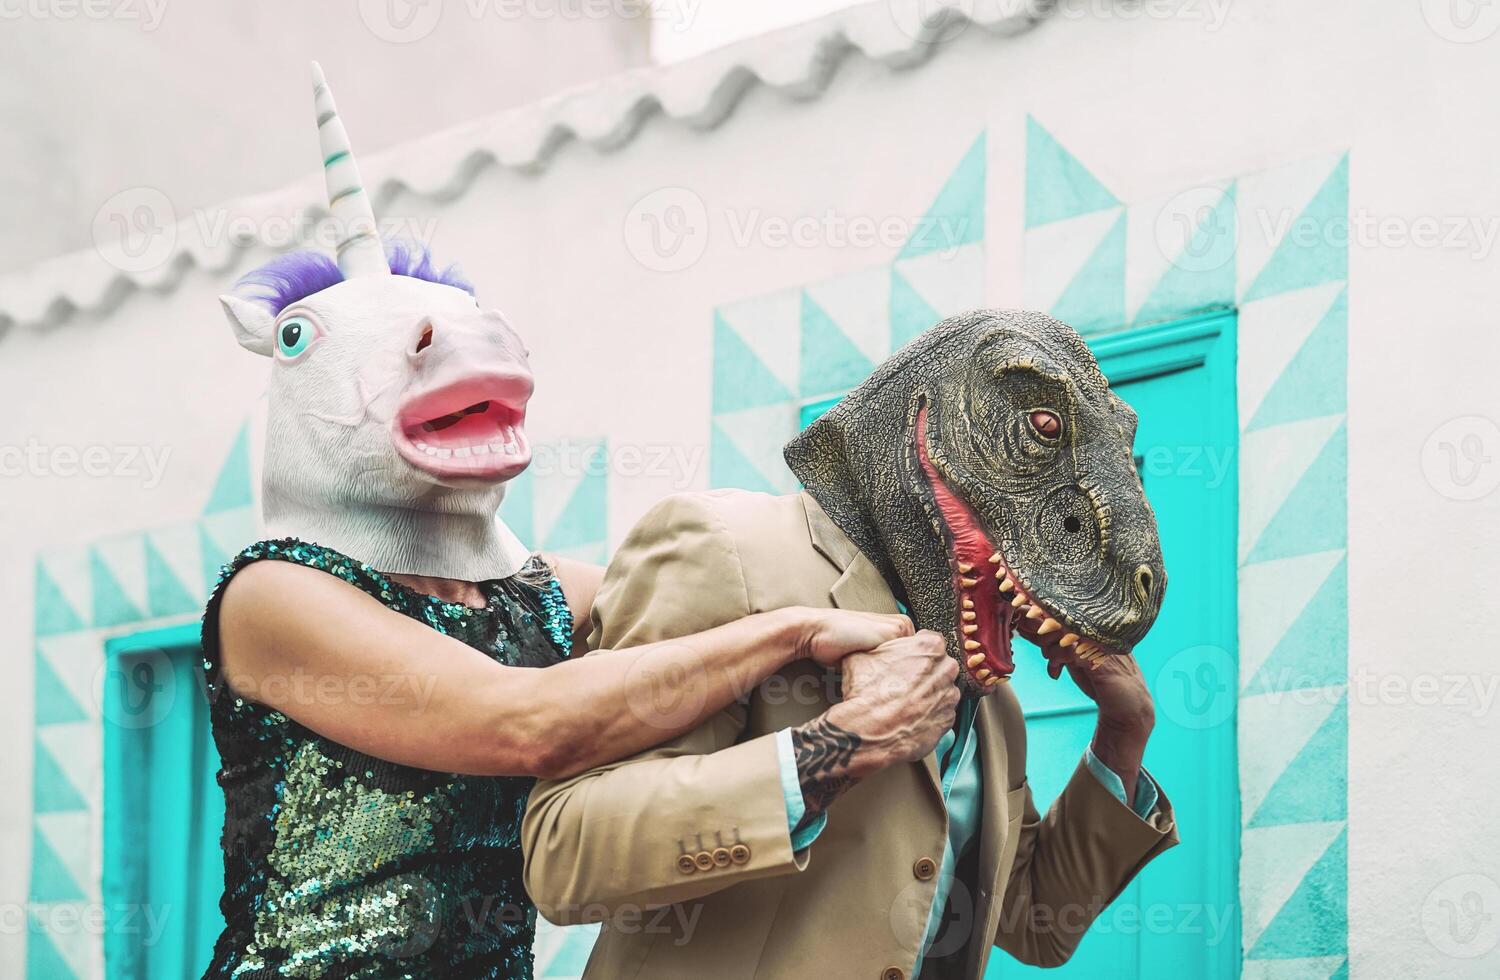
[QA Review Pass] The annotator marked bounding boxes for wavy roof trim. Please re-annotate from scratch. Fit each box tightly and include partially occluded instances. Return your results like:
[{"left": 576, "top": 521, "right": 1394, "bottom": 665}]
[{"left": 0, "top": 0, "right": 1040, "bottom": 333}]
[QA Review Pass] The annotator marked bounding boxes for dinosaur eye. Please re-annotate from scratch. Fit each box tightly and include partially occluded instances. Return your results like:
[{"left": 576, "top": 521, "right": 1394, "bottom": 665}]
[
  {"left": 275, "top": 316, "right": 320, "bottom": 361},
  {"left": 1029, "top": 409, "right": 1062, "bottom": 440}
]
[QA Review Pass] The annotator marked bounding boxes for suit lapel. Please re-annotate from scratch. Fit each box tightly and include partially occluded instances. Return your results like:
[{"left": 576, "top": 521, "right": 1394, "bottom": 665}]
[{"left": 802, "top": 493, "right": 943, "bottom": 794}]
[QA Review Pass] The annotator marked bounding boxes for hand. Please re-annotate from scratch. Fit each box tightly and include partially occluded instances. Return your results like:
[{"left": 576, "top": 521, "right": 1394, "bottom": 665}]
[
  {"left": 1043, "top": 644, "right": 1155, "bottom": 800},
  {"left": 790, "top": 631, "right": 959, "bottom": 826},
  {"left": 789, "top": 607, "right": 914, "bottom": 668},
  {"left": 826, "top": 630, "right": 960, "bottom": 772}
]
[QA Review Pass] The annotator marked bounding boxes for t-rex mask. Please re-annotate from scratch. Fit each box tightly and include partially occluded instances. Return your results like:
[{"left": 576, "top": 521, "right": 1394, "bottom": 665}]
[
  {"left": 217, "top": 64, "right": 533, "bottom": 581},
  {"left": 785, "top": 309, "right": 1166, "bottom": 695}
]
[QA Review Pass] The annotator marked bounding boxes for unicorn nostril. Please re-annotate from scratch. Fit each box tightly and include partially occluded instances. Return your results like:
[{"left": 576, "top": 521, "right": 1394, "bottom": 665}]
[
  {"left": 1133, "top": 565, "right": 1155, "bottom": 602},
  {"left": 414, "top": 323, "right": 434, "bottom": 355}
]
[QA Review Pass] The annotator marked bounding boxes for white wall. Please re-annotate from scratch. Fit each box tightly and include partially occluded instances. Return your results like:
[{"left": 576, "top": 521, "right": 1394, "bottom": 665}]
[
  {"left": 0, "top": 0, "right": 651, "bottom": 273},
  {"left": 2, "top": 2, "right": 1498, "bottom": 977}
]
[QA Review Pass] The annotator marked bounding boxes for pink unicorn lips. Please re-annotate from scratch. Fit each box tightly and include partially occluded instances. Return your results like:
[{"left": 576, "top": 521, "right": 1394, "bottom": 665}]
[{"left": 392, "top": 373, "right": 531, "bottom": 482}]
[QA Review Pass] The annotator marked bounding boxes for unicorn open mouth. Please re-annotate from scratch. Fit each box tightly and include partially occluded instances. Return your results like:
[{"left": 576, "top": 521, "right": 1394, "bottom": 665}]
[{"left": 392, "top": 373, "right": 531, "bottom": 482}]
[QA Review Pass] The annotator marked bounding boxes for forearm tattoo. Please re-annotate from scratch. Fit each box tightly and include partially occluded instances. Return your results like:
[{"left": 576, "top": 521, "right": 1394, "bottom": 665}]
[{"left": 791, "top": 719, "right": 863, "bottom": 827}]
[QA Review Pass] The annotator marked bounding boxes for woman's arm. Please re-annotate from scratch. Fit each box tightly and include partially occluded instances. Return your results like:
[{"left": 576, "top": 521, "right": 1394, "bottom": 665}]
[
  {"left": 217, "top": 560, "right": 909, "bottom": 780},
  {"left": 543, "top": 553, "right": 604, "bottom": 653}
]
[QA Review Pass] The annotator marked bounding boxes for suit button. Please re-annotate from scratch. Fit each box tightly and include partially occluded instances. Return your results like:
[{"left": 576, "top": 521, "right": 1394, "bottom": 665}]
[
  {"left": 711, "top": 847, "right": 732, "bottom": 868},
  {"left": 676, "top": 855, "right": 697, "bottom": 875},
  {"left": 729, "top": 844, "right": 751, "bottom": 865},
  {"left": 882, "top": 968, "right": 905, "bottom": 980},
  {"left": 913, "top": 857, "right": 938, "bottom": 881},
  {"left": 694, "top": 851, "right": 716, "bottom": 871}
]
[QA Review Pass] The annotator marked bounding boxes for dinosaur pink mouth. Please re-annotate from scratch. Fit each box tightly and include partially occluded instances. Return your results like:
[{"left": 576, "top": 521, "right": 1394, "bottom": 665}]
[
  {"left": 391, "top": 373, "right": 531, "bottom": 482},
  {"left": 915, "top": 405, "right": 1118, "bottom": 691}
]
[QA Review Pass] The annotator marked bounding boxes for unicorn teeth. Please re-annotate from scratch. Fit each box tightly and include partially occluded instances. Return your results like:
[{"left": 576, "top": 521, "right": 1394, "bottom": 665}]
[
  {"left": 436, "top": 448, "right": 452, "bottom": 459},
  {"left": 488, "top": 442, "right": 506, "bottom": 453},
  {"left": 453, "top": 446, "right": 471, "bottom": 458},
  {"left": 473, "top": 444, "right": 490, "bottom": 455},
  {"left": 422, "top": 445, "right": 438, "bottom": 456}
]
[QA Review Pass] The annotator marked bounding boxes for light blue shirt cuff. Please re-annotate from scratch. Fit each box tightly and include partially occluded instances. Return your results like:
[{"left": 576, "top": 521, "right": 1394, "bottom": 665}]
[
  {"left": 775, "top": 728, "right": 828, "bottom": 851},
  {"left": 1084, "top": 745, "right": 1159, "bottom": 819}
]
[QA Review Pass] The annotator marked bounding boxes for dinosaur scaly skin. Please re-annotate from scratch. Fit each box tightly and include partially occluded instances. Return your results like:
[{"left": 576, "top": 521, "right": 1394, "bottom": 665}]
[{"left": 785, "top": 309, "right": 1165, "bottom": 695}]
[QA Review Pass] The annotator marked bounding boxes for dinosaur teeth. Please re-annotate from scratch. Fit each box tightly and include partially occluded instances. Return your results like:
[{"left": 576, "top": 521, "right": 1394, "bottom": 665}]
[
  {"left": 957, "top": 562, "right": 974, "bottom": 574},
  {"left": 1026, "top": 605, "right": 1046, "bottom": 622},
  {"left": 962, "top": 611, "right": 976, "bottom": 622},
  {"left": 1059, "top": 633, "right": 1079, "bottom": 648},
  {"left": 963, "top": 624, "right": 978, "bottom": 634},
  {"left": 1011, "top": 594, "right": 1028, "bottom": 608},
  {"left": 961, "top": 577, "right": 979, "bottom": 588},
  {"left": 985, "top": 675, "right": 1002, "bottom": 687},
  {"left": 989, "top": 552, "right": 1002, "bottom": 564},
  {"left": 966, "top": 653, "right": 986, "bottom": 668},
  {"left": 975, "top": 668, "right": 991, "bottom": 681},
  {"left": 1038, "top": 618, "right": 1061, "bottom": 635},
  {"left": 964, "top": 640, "right": 981, "bottom": 651},
  {"left": 998, "top": 576, "right": 1015, "bottom": 592},
  {"left": 962, "top": 598, "right": 974, "bottom": 610}
]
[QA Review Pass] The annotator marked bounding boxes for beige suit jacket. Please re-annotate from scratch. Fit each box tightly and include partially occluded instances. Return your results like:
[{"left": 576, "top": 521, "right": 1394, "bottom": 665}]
[{"left": 523, "top": 490, "right": 1177, "bottom": 980}]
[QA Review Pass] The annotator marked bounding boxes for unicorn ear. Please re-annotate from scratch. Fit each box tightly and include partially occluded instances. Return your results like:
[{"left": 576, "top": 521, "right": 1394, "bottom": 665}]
[{"left": 220, "top": 294, "right": 276, "bottom": 357}]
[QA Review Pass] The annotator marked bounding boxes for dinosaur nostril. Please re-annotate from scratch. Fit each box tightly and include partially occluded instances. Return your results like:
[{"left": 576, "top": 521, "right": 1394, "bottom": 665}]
[
  {"left": 1133, "top": 565, "right": 1154, "bottom": 602},
  {"left": 414, "top": 323, "right": 434, "bottom": 355}
]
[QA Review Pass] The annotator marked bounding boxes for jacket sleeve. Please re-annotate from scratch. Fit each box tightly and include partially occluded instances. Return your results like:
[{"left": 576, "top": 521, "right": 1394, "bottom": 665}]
[
  {"left": 521, "top": 493, "right": 808, "bottom": 925},
  {"left": 993, "top": 758, "right": 1179, "bottom": 966}
]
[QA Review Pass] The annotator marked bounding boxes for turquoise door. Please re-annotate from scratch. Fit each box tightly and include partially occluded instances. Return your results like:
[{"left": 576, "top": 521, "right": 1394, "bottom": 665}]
[
  {"left": 103, "top": 623, "right": 227, "bottom": 979},
  {"left": 991, "top": 312, "right": 1240, "bottom": 979}
]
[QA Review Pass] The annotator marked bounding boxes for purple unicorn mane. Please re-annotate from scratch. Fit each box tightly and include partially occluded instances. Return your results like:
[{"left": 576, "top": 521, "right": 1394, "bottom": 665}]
[{"left": 236, "top": 241, "right": 475, "bottom": 313}]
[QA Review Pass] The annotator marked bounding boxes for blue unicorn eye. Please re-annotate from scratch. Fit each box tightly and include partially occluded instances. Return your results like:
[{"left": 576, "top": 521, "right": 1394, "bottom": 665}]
[{"left": 275, "top": 316, "right": 318, "bottom": 360}]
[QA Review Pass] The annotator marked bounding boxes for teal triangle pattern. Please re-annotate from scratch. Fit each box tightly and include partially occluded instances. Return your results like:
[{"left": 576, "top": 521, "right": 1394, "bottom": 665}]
[
  {"left": 33, "top": 560, "right": 85, "bottom": 636},
  {"left": 89, "top": 548, "right": 142, "bottom": 627},
  {"left": 1134, "top": 183, "right": 1238, "bottom": 327},
  {"left": 800, "top": 291, "right": 874, "bottom": 398},
  {"left": 1246, "top": 556, "right": 1348, "bottom": 696},
  {"left": 32, "top": 741, "right": 87, "bottom": 814},
  {"left": 899, "top": 131, "right": 986, "bottom": 259},
  {"left": 1329, "top": 960, "right": 1349, "bottom": 980},
  {"left": 33, "top": 652, "right": 87, "bottom": 726},
  {"left": 198, "top": 523, "right": 235, "bottom": 595},
  {"left": 890, "top": 268, "right": 941, "bottom": 351},
  {"left": 542, "top": 469, "right": 608, "bottom": 552},
  {"left": 499, "top": 470, "right": 536, "bottom": 550},
  {"left": 1248, "top": 695, "right": 1348, "bottom": 827},
  {"left": 1248, "top": 828, "right": 1348, "bottom": 959},
  {"left": 26, "top": 923, "right": 78, "bottom": 980},
  {"left": 1244, "top": 155, "right": 1349, "bottom": 302},
  {"left": 712, "top": 313, "right": 794, "bottom": 414},
  {"left": 1245, "top": 423, "right": 1347, "bottom": 565},
  {"left": 1247, "top": 288, "right": 1348, "bottom": 432},
  {"left": 709, "top": 421, "right": 779, "bottom": 493},
  {"left": 1025, "top": 116, "right": 1120, "bottom": 228},
  {"left": 1050, "top": 211, "right": 1126, "bottom": 335},
  {"left": 29, "top": 827, "right": 85, "bottom": 902},
  {"left": 204, "top": 422, "right": 254, "bottom": 514},
  {"left": 145, "top": 538, "right": 199, "bottom": 618}
]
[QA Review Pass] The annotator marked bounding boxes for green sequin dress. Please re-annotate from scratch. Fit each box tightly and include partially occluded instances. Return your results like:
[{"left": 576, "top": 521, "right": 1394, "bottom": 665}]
[{"left": 199, "top": 539, "right": 573, "bottom": 980}]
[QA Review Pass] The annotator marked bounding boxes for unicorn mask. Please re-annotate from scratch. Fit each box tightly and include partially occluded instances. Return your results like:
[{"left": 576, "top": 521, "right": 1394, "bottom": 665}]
[{"left": 218, "top": 63, "right": 534, "bottom": 581}]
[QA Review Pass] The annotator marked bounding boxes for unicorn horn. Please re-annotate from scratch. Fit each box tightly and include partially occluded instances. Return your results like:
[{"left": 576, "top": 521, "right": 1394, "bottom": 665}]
[{"left": 310, "top": 61, "right": 389, "bottom": 278}]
